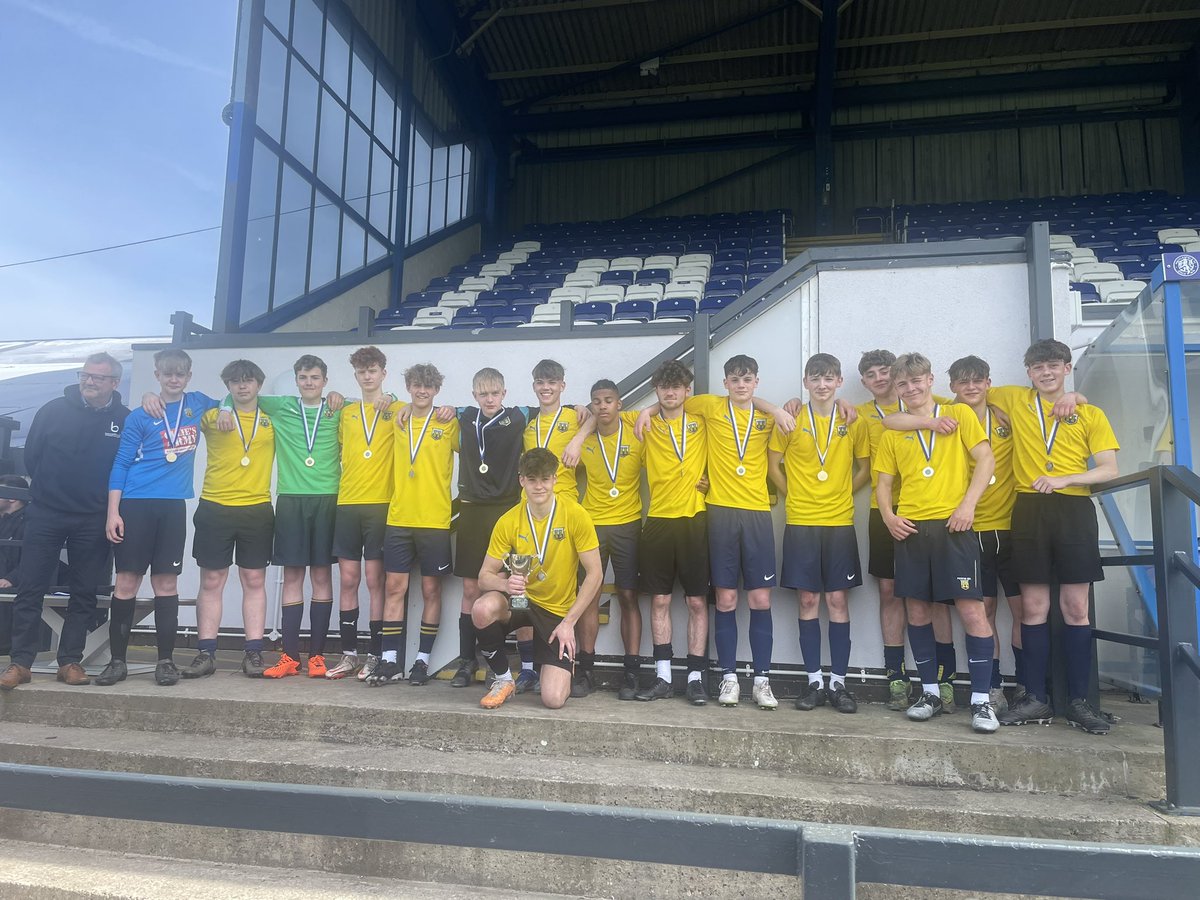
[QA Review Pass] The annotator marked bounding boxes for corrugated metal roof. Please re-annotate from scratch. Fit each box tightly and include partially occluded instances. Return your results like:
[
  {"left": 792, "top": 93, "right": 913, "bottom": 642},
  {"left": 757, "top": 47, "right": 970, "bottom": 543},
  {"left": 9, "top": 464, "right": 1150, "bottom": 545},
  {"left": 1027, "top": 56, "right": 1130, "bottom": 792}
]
[{"left": 449, "top": 0, "right": 1198, "bottom": 114}]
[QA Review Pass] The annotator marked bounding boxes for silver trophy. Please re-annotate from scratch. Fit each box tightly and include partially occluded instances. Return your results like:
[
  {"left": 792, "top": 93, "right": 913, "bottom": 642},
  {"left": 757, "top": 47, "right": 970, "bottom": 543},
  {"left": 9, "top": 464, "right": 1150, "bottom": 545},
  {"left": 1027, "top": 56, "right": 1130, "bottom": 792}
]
[{"left": 506, "top": 553, "right": 533, "bottom": 610}]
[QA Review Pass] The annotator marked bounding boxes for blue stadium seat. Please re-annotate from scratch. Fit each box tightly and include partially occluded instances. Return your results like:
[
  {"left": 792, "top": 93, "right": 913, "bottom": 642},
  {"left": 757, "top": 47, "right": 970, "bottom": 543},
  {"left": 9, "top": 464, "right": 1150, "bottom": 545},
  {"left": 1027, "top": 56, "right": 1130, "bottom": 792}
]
[
  {"left": 706, "top": 277, "right": 745, "bottom": 293},
  {"left": 613, "top": 300, "right": 655, "bottom": 323},
  {"left": 711, "top": 262, "right": 747, "bottom": 277},
  {"left": 375, "top": 307, "right": 416, "bottom": 327},
  {"left": 749, "top": 248, "right": 783, "bottom": 262},
  {"left": 715, "top": 249, "right": 748, "bottom": 262},
  {"left": 402, "top": 291, "right": 441, "bottom": 308},
  {"left": 656, "top": 297, "right": 697, "bottom": 320},
  {"left": 450, "top": 309, "right": 493, "bottom": 329},
  {"left": 490, "top": 306, "right": 533, "bottom": 327},
  {"left": 474, "top": 291, "right": 507, "bottom": 308},
  {"left": 600, "top": 270, "right": 636, "bottom": 286},
  {"left": 748, "top": 260, "right": 782, "bottom": 275},
  {"left": 699, "top": 295, "right": 735, "bottom": 314},
  {"left": 687, "top": 239, "right": 718, "bottom": 254},
  {"left": 573, "top": 301, "right": 613, "bottom": 324},
  {"left": 1070, "top": 281, "right": 1101, "bottom": 303},
  {"left": 636, "top": 268, "right": 672, "bottom": 285}
]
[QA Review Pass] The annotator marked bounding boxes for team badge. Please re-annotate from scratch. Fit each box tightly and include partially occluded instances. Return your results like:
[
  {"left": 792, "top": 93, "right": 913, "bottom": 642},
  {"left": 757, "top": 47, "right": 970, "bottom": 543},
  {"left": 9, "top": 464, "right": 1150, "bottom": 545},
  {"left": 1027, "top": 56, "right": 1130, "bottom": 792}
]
[
  {"left": 184, "top": 408, "right": 194, "bottom": 418},
  {"left": 557, "top": 422, "right": 570, "bottom": 432},
  {"left": 836, "top": 425, "right": 848, "bottom": 437},
  {"left": 552, "top": 527, "right": 565, "bottom": 540},
  {"left": 324, "top": 409, "right": 335, "bottom": 419},
  {"left": 1064, "top": 414, "right": 1079, "bottom": 425},
  {"left": 382, "top": 411, "right": 393, "bottom": 421},
  {"left": 958, "top": 577, "right": 972, "bottom": 591},
  {"left": 686, "top": 422, "right": 699, "bottom": 434},
  {"left": 754, "top": 417, "right": 766, "bottom": 431},
  {"left": 500, "top": 417, "right": 511, "bottom": 427},
  {"left": 996, "top": 425, "right": 1010, "bottom": 438},
  {"left": 431, "top": 429, "right": 444, "bottom": 440},
  {"left": 619, "top": 445, "right": 630, "bottom": 457},
  {"left": 261, "top": 418, "right": 272, "bottom": 428}
]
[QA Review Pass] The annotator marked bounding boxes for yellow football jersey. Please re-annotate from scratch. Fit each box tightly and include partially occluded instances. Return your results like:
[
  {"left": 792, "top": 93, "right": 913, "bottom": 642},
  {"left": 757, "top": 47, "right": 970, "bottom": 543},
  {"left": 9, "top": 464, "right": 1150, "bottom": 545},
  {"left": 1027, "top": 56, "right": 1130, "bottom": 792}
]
[
  {"left": 486, "top": 496, "right": 599, "bottom": 618},
  {"left": 199, "top": 408, "right": 275, "bottom": 506},
  {"left": 523, "top": 406, "right": 581, "bottom": 497},
  {"left": 685, "top": 394, "right": 774, "bottom": 512},
  {"left": 338, "top": 400, "right": 403, "bottom": 505},
  {"left": 874, "top": 403, "right": 988, "bottom": 521},
  {"left": 579, "top": 411, "right": 644, "bottom": 525},
  {"left": 988, "top": 386, "right": 1119, "bottom": 497},
  {"left": 973, "top": 408, "right": 1017, "bottom": 531},
  {"left": 387, "top": 412, "right": 460, "bottom": 528},
  {"left": 642, "top": 407, "right": 707, "bottom": 519},
  {"left": 770, "top": 408, "right": 869, "bottom": 526}
]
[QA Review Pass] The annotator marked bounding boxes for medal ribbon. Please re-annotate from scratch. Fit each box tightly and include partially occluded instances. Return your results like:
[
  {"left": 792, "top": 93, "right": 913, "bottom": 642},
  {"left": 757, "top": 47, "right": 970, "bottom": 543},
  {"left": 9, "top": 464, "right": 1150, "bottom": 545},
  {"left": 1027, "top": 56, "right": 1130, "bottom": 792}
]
[
  {"left": 408, "top": 410, "right": 434, "bottom": 468},
  {"left": 873, "top": 398, "right": 907, "bottom": 421},
  {"left": 596, "top": 420, "right": 623, "bottom": 488},
  {"left": 162, "top": 397, "right": 185, "bottom": 453},
  {"left": 359, "top": 401, "right": 381, "bottom": 451},
  {"left": 535, "top": 407, "right": 564, "bottom": 449},
  {"left": 727, "top": 399, "right": 751, "bottom": 465},
  {"left": 915, "top": 403, "right": 939, "bottom": 465},
  {"left": 235, "top": 405, "right": 261, "bottom": 457},
  {"left": 1035, "top": 393, "right": 1060, "bottom": 459},
  {"left": 662, "top": 412, "right": 687, "bottom": 464},
  {"left": 807, "top": 402, "right": 836, "bottom": 470},
  {"left": 476, "top": 407, "right": 507, "bottom": 468},
  {"left": 299, "top": 399, "right": 325, "bottom": 458},
  {"left": 526, "top": 497, "right": 557, "bottom": 571}
]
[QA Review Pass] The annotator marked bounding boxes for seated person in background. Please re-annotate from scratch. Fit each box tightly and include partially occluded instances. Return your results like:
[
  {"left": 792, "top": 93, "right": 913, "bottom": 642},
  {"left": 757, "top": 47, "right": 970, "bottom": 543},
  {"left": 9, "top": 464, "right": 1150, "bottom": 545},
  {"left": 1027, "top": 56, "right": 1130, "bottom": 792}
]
[{"left": 472, "top": 448, "right": 603, "bottom": 711}]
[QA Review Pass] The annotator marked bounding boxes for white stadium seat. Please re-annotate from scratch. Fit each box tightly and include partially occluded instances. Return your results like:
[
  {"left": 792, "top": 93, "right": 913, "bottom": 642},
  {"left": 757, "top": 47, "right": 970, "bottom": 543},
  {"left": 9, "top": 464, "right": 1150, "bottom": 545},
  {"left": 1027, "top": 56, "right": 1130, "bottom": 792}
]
[
  {"left": 460, "top": 275, "right": 495, "bottom": 291},
  {"left": 530, "top": 302, "right": 564, "bottom": 324},
  {"left": 576, "top": 258, "right": 610, "bottom": 272},
  {"left": 625, "top": 283, "right": 664, "bottom": 302},
  {"left": 610, "top": 256, "right": 642, "bottom": 270},
  {"left": 643, "top": 255, "right": 677, "bottom": 269},
  {"left": 512, "top": 240, "right": 541, "bottom": 252},
  {"left": 479, "top": 263, "right": 512, "bottom": 277},
  {"left": 550, "top": 286, "right": 589, "bottom": 304},
  {"left": 1158, "top": 228, "right": 1199, "bottom": 245},
  {"left": 1072, "top": 262, "right": 1121, "bottom": 284},
  {"left": 564, "top": 271, "right": 600, "bottom": 288},
  {"left": 1066, "top": 248, "right": 1097, "bottom": 264},
  {"left": 1049, "top": 234, "right": 1076, "bottom": 250},
  {"left": 1097, "top": 280, "right": 1146, "bottom": 304},
  {"left": 679, "top": 253, "right": 712, "bottom": 267},
  {"left": 437, "top": 291, "right": 477, "bottom": 308},
  {"left": 586, "top": 285, "right": 625, "bottom": 303},
  {"left": 497, "top": 251, "right": 528, "bottom": 265},
  {"left": 411, "top": 307, "right": 452, "bottom": 328}
]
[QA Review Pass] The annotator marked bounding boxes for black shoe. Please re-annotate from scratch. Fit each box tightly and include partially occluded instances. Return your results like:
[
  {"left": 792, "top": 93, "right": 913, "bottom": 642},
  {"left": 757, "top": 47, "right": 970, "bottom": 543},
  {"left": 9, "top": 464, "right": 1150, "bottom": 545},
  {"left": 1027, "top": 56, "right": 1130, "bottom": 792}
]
[
  {"left": 514, "top": 669, "right": 537, "bottom": 694},
  {"left": 154, "top": 660, "right": 180, "bottom": 686},
  {"left": 450, "top": 663, "right": 476, "bottom": 688},
  {"left": 181, "top": 652, "right": 215, "bottom": 679},
  {"left": 830, "top": 685, "right": 858, "bottom": 714},
  {"left": 617, "top": 671, "right": 639, "bottom": 701},
  {"left": 794, "top": 684, "right": 827, "bottom": 711},
  {"left": 570, "top": 670, "right": 593, "bottom": 698},
  {"left": 635, "top": 677, "right": 673, "bottom": 701},
  {"left": 94, "top": 659, "right": 127, "bottom": 686},
  {"left": 1066, "top": 698, "right": 1111, "bottom": 735},
  {"left": 998, "top": 693, "right": 1054, "bottom": 726},
  {"left": 685, "top": 678, "right": 708, "bottom": 706},
  {"left": 366, "top": 660, "right": 404, "bottom": 686},
  {"left": 408, "top": 659, "right": 430, "bottom": 686},
  {"left": 241, "top": 649, "right": 266, "bottom": 678}
]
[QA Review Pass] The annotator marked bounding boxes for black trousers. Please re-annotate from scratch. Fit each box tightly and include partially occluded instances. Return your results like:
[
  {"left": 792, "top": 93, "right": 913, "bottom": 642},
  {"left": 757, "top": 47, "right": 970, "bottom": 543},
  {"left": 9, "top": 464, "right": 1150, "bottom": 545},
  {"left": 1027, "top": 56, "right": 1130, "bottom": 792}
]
[{"left": 9, "top": 505, "right": 111, "bottom": 668}]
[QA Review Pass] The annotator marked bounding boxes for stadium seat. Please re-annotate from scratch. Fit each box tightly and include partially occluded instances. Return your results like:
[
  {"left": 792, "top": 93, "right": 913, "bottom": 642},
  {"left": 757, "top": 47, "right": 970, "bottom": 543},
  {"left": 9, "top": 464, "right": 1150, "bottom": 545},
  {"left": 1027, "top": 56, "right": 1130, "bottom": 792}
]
[
  {"left": 663, "top": 284, "right": 702, "bottom": 303},
  {"left": 1158, "top": 228, "right": 1199, "bottom": 244},
  {"left": 626, "top": 283, "right": 665, "bottom": 302},
  {"left": 427, "top": 275, "right": 460, "bottom": 291},
  {"left": 513, "top": 240, "right": 540, "bottom": 252},
  {"left": 699, "top": 295, "right": 735, "bottom": 314},
  {"left": 573, "top": 301, "right": 613, "bottom": 324},
  {"left": 679, "top": 253, "right": 713, "bottom": 267},
  {"left": 564, "top": 271, "right": 600, "bottom": 288},
  {"left": 576, "top": 257, "right": 610, "bottom": 272},
  {"left": 374, "top": 307, "right": 416, "bottom": 327},
  {"left": 611, "top": 256, "right": 642, "bottom": 270},
  {"left": 1070, "top": 281, "right": 1101, "bottom": 303},
  {"left": 613, "top": 300, "right": 655, "bottom": 323},
  {"left": 411, "top": 307, "right": 452, "bottom": 328},
  {"left": 1097, "top": 280, "right": 1146, "bottom": 304},
  {"left": 450, "top": 308, "right": 492, "bottom": 329},
  {"left": 490, "top": 305, "right": 534, "bottom": 327},
  {"left": 497, "top": 251, "right": 528, "bottom": 265},
  {"left": 460, "top": 275, "right": 495, "bottom": 292},
  {"left": 479, "top": 263, "right": 512, "bottom": 278},
  {"left": 671, "top": 265, "right": 709, "bottom": 282},
  {"left": 1066, "top": 248, "right": 1097, "bottom": 264},
  {"left": 706, "top": 277, "right": 745, "bottom": 293},
  {"left": 656, "top": 297, "right": 697, "bottom": 321},
  {"left": 643, "top": 254, "right": 677, "bottom": 269},
  {"left": 1072, "top": 262, "right": 1123, "bottom": 283},
  {"left": 585, "top": 285, "right": 625, "bottom": 303},
  {"left": 711, "top": 262, "right": 747, "bottom": 277},
  {"left": 550, "top": 286, "right": 589, "bottom": 304},
  {"left": 402, "top": 290, "right": 442, "bottom": 308},
  {"left": 437, "top": 291, "right": 477, "bottom": 309}
]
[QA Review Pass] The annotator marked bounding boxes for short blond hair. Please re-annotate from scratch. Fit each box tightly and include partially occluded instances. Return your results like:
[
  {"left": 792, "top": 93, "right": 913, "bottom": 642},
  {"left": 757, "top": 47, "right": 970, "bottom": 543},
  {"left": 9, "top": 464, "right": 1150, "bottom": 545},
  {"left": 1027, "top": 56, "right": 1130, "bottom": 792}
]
[
  {"left": 890, "top": 353, "right": 932, "bottom": 380},
  {"left": 472, "top": 367, "right": 505, "bottom": 391}
]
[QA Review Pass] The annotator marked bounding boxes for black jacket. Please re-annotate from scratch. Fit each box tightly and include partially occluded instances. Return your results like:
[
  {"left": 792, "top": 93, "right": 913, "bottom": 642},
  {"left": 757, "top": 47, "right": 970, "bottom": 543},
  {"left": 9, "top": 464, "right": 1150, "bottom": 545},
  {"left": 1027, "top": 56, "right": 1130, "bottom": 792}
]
[
  {"left": 0, "top": 505, "right": 24, "bottom": 583},
  {"left": 25, "top": 385, "right": 129, "bottom": 515}
]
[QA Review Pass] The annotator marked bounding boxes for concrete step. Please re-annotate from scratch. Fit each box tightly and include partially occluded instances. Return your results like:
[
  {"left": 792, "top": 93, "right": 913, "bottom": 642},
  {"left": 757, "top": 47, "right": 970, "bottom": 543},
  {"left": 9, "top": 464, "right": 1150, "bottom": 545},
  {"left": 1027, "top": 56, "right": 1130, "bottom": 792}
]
[
  {"left": 0, "top": 722, "right": 1194, "bottom": 847},
  {"left": 0, "top": 838, "right": 583, "bottom": 899},
  {"left": 0, "top": 677, "right": 1167, "bottom": 800}
]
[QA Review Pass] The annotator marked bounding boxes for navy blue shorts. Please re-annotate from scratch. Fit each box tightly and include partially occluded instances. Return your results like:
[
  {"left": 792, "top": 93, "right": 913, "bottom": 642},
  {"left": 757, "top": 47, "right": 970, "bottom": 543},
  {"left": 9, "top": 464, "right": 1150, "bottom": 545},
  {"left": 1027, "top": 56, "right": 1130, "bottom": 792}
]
[
  {"left": 596, "top": 521, "right": 640, "bottom": 591},
  {"left": 384, "top": 525, "right": 453, "bottom": 576},
  {"left": 894, "top": 519, "right": 982, "bottom": 603},
  {"left": 780, "top": 524, "right": 862, "bottom": 593},
  {"left": 272, "top": 494, "right": 336, "bottom": 567},
  {"left": 332, "top": 503, "right": 388, "bottom": 561},
  {"left": 706, "top": 505, "right": 776, "bottom": 590},
  {"left": 976, "top": 529, "right": 1019, "bottom": 599}
]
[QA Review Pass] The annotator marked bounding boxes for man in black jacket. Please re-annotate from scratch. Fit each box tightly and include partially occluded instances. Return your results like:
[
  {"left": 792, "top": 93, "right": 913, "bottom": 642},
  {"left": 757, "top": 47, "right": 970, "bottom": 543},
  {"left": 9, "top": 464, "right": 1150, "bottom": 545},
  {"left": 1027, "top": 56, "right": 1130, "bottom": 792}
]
[
  {"left": 0, "top": 474, "right": 30, "bottom": 655},
  {"left": 1, "top": 353, "right": 129, "bottom": 689}
]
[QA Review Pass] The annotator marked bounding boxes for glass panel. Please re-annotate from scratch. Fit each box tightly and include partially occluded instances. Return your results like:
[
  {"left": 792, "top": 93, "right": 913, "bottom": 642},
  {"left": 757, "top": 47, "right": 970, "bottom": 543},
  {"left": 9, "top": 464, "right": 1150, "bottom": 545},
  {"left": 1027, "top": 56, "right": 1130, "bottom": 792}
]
[
  {"left": 273, "top": 162, "right": 314, "bottom": 306},
  {"left": 283, "top": 56, "right": 318, "bottom": 169},
  {"left": 323, "top": 6, "right": 350, "bottom": 101},
  {"left": 373, "top": 75, "right": 395, "bottom": 151},
  {"left": 309, "top": 193, "right": 341, "bottom": 291},
  {"left": 431, "top": 143, "right": 448, "bottom": 183},
  {"left": 349, "top": 38, "right": 374, "bottom": 127},
  {"left": 428, "top": 177, "right": 447, "bottom": 233},
  {"left": 316, "top": 89, "right": 346, "bottom": 194},
  {"left": 369, "top": 140, "right": 393, "bottom": 238},
  {"left": 449, "top": 144, "right": 463, "bottom": 177},
  {"left": 291, "top": 0, "right": 324, "bottom": 70},
  {"left": 411, "top": 123, "right": 431, "bottom": 186},
  {"left": 462, "top": 143, "right": 473, "bottom": 216},
  {"left": 239, "top": 141, "right": 280, "bottom": 323},
  {"left": 256, "top": 29, "right": 288, "bottom": 143},
  {"left": 339, "top": 214, "right": 365, "bottom": 276},
  {"left": 446, "top": 175, "right": 463, "bottom": 226},
  {"left": 344, "top": 120, "right": 370, "bottom": 217},
  {"left": 367, "top": 235, "right": 387, "bottom": 265},
  {"left": 264, "top": 0, "right": 290, "bottom": 34},
  {"left": 409, "top": 180, "right": 429, "bottom": 243}
]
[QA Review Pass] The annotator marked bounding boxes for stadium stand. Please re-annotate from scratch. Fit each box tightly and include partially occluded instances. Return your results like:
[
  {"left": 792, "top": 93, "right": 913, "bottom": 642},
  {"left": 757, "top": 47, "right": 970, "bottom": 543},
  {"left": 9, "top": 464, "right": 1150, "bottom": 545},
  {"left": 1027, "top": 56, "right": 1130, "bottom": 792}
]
[{"left": 378, "top": 210, "right": 789, "bottom": 330}]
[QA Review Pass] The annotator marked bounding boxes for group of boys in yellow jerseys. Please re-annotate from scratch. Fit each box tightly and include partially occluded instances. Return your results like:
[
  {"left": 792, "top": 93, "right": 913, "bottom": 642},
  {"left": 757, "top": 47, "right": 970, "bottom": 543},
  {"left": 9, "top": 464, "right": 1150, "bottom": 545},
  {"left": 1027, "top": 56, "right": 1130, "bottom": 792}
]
[{"left": 102, "top": 336, "right": 1118, "bottom": 730}]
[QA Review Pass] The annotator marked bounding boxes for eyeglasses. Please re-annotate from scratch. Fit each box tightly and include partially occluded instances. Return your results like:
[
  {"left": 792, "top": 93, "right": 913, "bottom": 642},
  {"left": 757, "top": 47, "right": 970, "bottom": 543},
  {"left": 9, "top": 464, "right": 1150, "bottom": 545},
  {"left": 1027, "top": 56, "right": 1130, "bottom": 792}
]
[{"left": 77, "top": 371, "right": 118, "bottom": 384}]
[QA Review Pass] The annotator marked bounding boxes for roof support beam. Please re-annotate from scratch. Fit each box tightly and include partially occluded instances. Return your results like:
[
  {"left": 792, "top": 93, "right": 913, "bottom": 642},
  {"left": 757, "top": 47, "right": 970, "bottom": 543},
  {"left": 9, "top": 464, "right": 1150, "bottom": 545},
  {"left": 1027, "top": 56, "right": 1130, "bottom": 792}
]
[
  {"left": 470, "top": 0, "right": 656, "bottom": 21},
  {"left": 812, "top": 0, "right": 838, "bottom": 234}
]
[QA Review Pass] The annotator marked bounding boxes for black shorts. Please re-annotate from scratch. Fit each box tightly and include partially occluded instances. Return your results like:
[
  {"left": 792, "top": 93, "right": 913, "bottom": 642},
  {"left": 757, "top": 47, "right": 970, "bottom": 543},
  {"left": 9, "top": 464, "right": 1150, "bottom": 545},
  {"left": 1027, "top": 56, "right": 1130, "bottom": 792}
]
[
  {"left": 332, "top": 503, "right": 388, "bottom": 561},
  {"left": 639, "top": 514, "right": 709, "bottom": 597},
  {"left": 596, "top": 520, "right": 640, "bottom": 591},
  {"left": 1009, "top": 492, "right": 1104, "bottom": 585},
  {"left": 707, "top": 505, "right": 776, "bottom": 590},
  {"left": 503, "top": 603, "right": 574, "bottom": 672},
  {"left": 384, "top": 525, "right": 453, "bottom": 575},
  {"left": 273, "top": 494, "right": 337, "bottom": 567},
  {"left": 867, "top": 507, "right": 895, "bottom": 580},
  {"left": 192, "top": 499, "right": 274, "bottom": 570},
  {"left": 780, "top": 524, "right": 862, "bottom": 593},
  {"left": 454, "top": 502, "right": 510, "bottom": 578},
  {"left": 977, "top": 529, "right": 1019, "bottom": 599},
  {"left": 894, "top": 519, "right": 982, "bottom": 603},
  {"left": 113, "top": 498, "right": 187, "bottom": 576}
]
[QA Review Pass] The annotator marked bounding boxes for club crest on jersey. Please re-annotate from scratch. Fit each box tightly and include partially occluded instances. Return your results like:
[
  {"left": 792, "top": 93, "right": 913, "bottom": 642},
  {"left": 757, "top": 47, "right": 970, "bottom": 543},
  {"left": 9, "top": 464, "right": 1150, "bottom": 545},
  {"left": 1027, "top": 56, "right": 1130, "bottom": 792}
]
[
  {"left": 557, "top": 422, "right": 570, "bottom": 432},
  {"left": 958, "top": 577, "right": 972, "bottom": 591},
  {"left": 553, "top": 527, "right": 565, "bottom": 540},
  {"left": 754, "top": 417, "right": 767, "bottom": 430},
  {"left": 995, "top": 425, "right": 1010, "bottom": 438},
  {"left": 382, "top": 411, "right": 393, "bottom": 421},
  {"left": 324, "top": 409, "right": 335, "bottom": 419},
  {"left": 499, "top": 417, "right": 511, "bottom": 427},
  {"left": 619, "top": 445, "right": 630, "bottom": 457},
  {"left": 431, "top": 429, "right": 444, "bottom": 440},
  {"left": 686, "top": 422, "right": 699, "bottom": 434},
  {"left": 260, "top": 417, "right": 272, "bottom": 428},
  {"left": 1064, "top": 414, "right": 1079, "bottom": 425},
  {"left": 837, "top": 425, "right": 848, "bottom": 437},
  {"left": 184, "top": 408, "right": 194, "bottom": 418}
]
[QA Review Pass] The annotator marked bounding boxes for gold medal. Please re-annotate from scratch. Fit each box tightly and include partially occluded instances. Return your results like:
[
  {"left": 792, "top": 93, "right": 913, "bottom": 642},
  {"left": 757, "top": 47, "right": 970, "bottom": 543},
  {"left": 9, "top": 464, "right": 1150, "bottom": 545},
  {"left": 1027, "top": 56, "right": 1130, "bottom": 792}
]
[
  {"left": 479, "top": 463, "right": 489, "bottom": 474},
  {"left": 1046, "top": 461, "right": 1054, "bottom": 472},
  {"left": 165, "top": 451, "right": 177, "bottom": 463},
  {"left": 305, "top": 456, "right": 315, "bottom": 467},
  {"left": 363, "top": 449, "right": 372, "bottom": 459},
  {"left": 922, "top": 466, "right": 935, "bottom": 478},
  {"left": 240, "top": 456, "right": 251, "bottom": 467},
  {"left": 816, "top": 469, "right": 828, "bottom": 482},
  {"left": 609, "top": 487, "right": 620, "bottom": 498},
  {"left": 736, "top": 465, "right": 746, "bottom": 476}
]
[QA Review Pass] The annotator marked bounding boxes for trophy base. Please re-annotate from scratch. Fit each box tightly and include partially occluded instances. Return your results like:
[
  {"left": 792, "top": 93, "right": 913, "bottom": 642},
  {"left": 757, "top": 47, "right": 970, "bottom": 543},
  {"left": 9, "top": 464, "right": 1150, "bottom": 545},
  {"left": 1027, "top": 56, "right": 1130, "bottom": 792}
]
[{"left": 510, "top": 595, "right": 530, "bottom": 611}]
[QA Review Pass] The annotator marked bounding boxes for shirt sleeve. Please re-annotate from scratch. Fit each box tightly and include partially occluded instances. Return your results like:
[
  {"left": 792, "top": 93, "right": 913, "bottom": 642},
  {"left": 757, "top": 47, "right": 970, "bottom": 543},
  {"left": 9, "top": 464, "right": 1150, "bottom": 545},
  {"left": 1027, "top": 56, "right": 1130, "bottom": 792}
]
[
  {"left": 851, "top": 418, "right": 871, "bottom": 459},
  {"left": 683, "top": 395, "right": 720, "bottom": 419},
  {"left": 768, "top": 427, "right": 789, "bottom": 454},
  {"left": 987, "top": 385, "right": 1026, "bottom": 415},
  {"left": 107, "top": 413, "right": 144, "bottom": 492},
  {"left": 873, "top": 432, "right": 899, "bottom": 476},
  {"left": 256, "top": 395, "right": 287, "bottom": 416},
  {"left": 570, "top": 505, "right": 600, "bottom": 554},
  {"left": 1085, "top": 408, "right": 1121, "bottom": 454},
  {"left": 190, "top": 392, "right": 221, "bottom": 414},
  {"left": 954, "top": 405, "right": 988, "bottom": 451}
]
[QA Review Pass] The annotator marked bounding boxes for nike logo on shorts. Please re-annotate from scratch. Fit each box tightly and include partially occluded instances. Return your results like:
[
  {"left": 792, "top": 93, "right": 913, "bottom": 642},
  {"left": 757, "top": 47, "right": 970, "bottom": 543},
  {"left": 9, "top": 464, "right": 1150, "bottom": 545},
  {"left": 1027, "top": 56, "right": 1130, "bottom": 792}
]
[
  {"left": 437, "top": 564, "right": 450, "bottom": 572},
  {"left": 172, "top": 561, "right": 182, "bottom": 567},
  {"left": 846, "top": 574, "right": 856, "bottom": 581},
  {"left": 763, "top": 573, "right": 775, "bottom": 582}
]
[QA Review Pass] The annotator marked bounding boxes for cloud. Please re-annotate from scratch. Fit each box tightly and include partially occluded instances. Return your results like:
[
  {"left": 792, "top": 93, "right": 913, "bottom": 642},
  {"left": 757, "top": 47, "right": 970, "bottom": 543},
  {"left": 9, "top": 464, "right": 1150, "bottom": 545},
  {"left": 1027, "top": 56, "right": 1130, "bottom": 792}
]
[{"left": 6, "top": 0, "right": 227, "bottom": 78}]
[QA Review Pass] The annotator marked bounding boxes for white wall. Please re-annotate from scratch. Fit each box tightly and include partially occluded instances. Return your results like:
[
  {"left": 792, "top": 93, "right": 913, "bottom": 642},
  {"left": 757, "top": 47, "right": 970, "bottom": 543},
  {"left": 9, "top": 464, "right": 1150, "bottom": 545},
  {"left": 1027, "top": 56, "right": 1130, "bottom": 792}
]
[{"left": 274, "top": 269, "right": 390, "bottom": 334}]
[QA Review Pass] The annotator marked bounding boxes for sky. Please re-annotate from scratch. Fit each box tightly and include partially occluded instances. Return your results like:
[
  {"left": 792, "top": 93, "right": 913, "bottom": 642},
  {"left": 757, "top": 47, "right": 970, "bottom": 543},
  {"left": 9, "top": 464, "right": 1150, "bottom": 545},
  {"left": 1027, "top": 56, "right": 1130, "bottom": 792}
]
[{"left": 0, "top": 0, "right": 238, "bottom": 339}]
